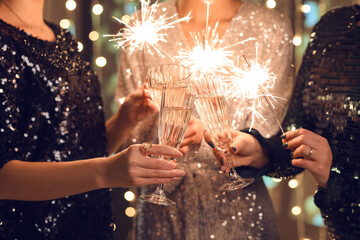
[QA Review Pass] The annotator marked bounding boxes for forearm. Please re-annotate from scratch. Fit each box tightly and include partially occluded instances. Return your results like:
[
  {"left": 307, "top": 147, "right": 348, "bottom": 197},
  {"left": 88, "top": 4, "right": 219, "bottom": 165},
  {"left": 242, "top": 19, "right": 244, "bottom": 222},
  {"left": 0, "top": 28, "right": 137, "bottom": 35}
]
[
  {"left": 106, "top": 109, "right": 135, "bottom": 154},
  {"left": 0, "top": 159, "right": 104, "bottom": 201}
]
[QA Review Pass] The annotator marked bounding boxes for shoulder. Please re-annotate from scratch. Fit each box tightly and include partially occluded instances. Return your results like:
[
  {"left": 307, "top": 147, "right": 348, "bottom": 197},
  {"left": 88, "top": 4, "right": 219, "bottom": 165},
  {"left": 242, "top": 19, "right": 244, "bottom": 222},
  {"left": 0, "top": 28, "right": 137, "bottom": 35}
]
[{"left": 314, "top": 5, "right": 359, "bottom": 32}]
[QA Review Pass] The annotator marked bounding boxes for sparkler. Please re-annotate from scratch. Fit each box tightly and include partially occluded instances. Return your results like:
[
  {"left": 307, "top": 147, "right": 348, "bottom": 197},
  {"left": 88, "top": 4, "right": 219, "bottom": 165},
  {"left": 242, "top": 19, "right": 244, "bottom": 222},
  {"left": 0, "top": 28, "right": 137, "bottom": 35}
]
[
  {"left": 177, "top": 0, "right": 255, "bottom": 76},
  {"left": 224, "top": 54, "right": 285, "bottom": 133},
  {"left": 105, "top": 0, "right": 191, "bottom": 58}
]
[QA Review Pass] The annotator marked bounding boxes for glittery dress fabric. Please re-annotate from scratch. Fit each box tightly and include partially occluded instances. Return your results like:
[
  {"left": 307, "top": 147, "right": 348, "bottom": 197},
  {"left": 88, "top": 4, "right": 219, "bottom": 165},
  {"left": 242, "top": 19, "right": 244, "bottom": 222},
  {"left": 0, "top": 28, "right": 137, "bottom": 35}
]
[
  {"left": 0, "top": 20, "right": 113, "bottom": 239},
  {"left": 116, "top": 1, "right": 294, "bottom": 239},
  {"left": 268, "top": 5, "right": 360, "bottom": 240}
]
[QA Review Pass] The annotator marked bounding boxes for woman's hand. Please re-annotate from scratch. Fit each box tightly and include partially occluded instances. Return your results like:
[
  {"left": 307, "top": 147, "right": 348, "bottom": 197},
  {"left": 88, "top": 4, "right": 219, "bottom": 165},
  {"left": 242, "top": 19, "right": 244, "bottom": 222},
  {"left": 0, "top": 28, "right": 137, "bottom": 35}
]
[
  {"left": 179, "top": 116, "right": 204, "bottom": 154},
  {"left": 119, "top": 83, "right": 158, "bottom": 126},
  {"left": 203, "top": 129, "right": 269, "bottom": 173},
  {"left": 101, "top": 144, "right": 185, "bottom": 188},
  {"left": 281, "top": 128, "right": 332, "bottom": 188}
]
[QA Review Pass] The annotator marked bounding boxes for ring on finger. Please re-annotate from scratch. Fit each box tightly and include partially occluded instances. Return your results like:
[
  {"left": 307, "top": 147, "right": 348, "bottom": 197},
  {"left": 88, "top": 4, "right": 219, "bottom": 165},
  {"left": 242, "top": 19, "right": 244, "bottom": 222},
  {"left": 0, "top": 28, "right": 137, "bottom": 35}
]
[
  {"left": 306, "top": 147, "right": 313, "bottom": 159},
  {"left": 139, "top": 142, "right": 153, "bottom": 156}
]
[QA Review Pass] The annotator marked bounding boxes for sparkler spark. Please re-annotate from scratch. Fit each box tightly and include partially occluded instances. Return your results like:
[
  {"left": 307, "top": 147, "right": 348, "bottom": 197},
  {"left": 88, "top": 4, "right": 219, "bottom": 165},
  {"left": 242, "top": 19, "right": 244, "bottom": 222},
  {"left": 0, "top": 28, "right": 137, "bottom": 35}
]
[
  {"left": 105, "top": 0, "right": 191, "bottom": 57},
  {"left": 178, "top": 25, "right": 255, "bottom": 75},
  {"left": 224, "top": 55, "right": 285, "bottom": 133}
]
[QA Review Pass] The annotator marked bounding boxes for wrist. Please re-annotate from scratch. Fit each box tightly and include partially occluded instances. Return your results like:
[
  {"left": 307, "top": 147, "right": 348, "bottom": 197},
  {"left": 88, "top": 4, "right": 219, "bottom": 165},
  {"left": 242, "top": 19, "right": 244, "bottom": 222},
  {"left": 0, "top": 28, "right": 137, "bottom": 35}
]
[{"left": 92, "top": 157, "right": 108, "bottom": 189}]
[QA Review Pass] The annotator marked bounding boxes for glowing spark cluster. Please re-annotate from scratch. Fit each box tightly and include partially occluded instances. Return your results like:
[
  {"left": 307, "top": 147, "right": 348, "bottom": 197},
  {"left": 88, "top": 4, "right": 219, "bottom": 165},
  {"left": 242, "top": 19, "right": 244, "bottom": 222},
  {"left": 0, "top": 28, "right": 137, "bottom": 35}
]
[
  {"left": 106, "top": 0, "right": 191, "bottom": 57},
  {"left": 178, "top": 26, "right": 255, "bottom": 76},
  {"left": 224, "top": 55, "right": 284, "bottom": 131}
]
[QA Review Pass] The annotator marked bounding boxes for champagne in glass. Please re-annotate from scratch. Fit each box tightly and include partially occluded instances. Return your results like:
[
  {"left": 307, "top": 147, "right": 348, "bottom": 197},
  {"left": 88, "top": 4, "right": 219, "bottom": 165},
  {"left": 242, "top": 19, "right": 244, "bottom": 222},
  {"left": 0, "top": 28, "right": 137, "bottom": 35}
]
[
  {"left": 147, "top": 64, "right": 191, "bottom": 107},
  {"left": 192, "top": 74, "right": 255, "bottom": 191},
  {"left": 140, "top": 66, "right": 195, "bottom": 206}
]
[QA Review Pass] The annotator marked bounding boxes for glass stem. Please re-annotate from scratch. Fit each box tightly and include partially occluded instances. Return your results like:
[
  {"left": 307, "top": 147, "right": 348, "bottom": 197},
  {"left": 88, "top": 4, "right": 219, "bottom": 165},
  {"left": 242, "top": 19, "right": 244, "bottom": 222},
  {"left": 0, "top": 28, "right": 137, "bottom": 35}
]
[
  {"left": 154, "top": 184, "right": 166, "bottom": 197},
  {"left": 229, "top": 168, "right": 241, "bottom": 181}
]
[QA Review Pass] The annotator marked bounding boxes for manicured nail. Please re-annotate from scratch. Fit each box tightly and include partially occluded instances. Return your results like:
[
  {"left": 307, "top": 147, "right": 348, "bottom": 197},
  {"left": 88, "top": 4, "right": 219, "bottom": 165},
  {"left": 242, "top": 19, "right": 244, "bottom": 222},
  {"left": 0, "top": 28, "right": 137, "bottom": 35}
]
[
  {"left": 282, "top": 142, "right": 288, "bottom": 148},
  {"left": 176, "top": 170, "right": 185, "bottom": 176},
  {"left": 220, "top": 158, "right": 224, "bottom": 166},
  {"left": 208, "top": 141, "right": 215, "bottom": 148},
  {"left": 232, "top": 146, "right": 237, "bottom": 152},
  {"left": 280, "top": 133, "right": 286, "bottom": 139},
  {"left": 218, "top": 166, "right": 222, "bottom": 172},
  {"left": 290, "top": 152, "right": 293, "bottom": 158}
]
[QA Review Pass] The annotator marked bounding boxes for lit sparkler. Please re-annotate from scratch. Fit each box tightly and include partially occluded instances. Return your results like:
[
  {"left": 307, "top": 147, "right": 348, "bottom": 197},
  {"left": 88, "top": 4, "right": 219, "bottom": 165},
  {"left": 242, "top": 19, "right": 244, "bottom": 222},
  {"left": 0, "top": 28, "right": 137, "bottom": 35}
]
[
  {"left": 178, "top": 25, "right": 255, "bottom": 76},
  {"left": 105, "top": 0, "right": 191, "bottom": 58},
  {"left": 224, "top": 54, "right": 285, "bottom": 133},
  {"left": 177, "top": 0, "right": 254, "bottom": 76}
]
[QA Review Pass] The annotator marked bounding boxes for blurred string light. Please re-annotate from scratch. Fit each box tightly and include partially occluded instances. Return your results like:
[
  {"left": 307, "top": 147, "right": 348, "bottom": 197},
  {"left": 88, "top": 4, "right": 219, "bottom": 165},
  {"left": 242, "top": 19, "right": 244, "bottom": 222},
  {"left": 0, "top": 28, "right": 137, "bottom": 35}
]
[
  {"left": 125, "top": 207, "right": 136, "bottom": 217},
  {"left": 77, "top": 42, "right": 83, "bottom": 52},
  {"left": 291, "top": 206, "right": 302, "bottom": 216},
  {"left": 89, "top": 31, "right": 100, "bottom": 41},
  {"left": 92, "top": 4, "right": 104, "bottom": 15},
  {"left": 292, "top": 35, "right": 302, "bottom": 46},
  {"left": 124, "top": 191, "right": 135, "bottom": 202},
  {"left": 95, "top": 56, "right": 107, "bottom": 67},
  {"left": 301, "top": 4, "right": 311, "bottom": 13},
  {"left": 59, "top": 19, "right": 71, "bottom": 29},
  {"left": 288, "top": 179, "right": 299, "bottom": 188},
  {"left": 266, "top": 0, "right": 276, "bottom": 9},
  {"left": 65, "top": 0, "right": 76, "bottom": 11}
]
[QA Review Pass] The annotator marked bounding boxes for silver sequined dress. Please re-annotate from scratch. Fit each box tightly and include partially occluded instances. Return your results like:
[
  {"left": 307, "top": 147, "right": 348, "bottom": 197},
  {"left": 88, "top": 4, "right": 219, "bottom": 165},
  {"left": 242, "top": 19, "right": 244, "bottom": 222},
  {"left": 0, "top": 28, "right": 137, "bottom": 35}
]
[{"left": 116, "top": 1, "right": 294, "bottom": 239}]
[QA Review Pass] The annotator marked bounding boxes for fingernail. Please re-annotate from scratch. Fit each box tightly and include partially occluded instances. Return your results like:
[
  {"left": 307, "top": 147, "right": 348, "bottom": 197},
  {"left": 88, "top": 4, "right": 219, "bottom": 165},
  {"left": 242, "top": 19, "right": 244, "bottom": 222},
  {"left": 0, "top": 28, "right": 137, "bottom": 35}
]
[
  {"left": 218, "top": 166, "right": 222, "bottom": 172},
  {"left": 232, "top": 146, "right": 237, "bottom": 152},
  {"left": 280, "top": 133, "right": 286, "bottom": 139},
  {"left": 290, "top": 152, "right": 293, "bottom": 157},
  {"left": 290, "top": 159, "right": 293, "bottom": 165},
  {"left": 282, "top": 142, "right": 288, "bottom": 148},
  {"left": 208, "top": 141, "right": 215, "bottom": 148},
  {"left": 220, "top": 158, "right": 224, "bottom": 166},
  {"left": 176, "top": 170, "right": 185, "bottom": 176}
]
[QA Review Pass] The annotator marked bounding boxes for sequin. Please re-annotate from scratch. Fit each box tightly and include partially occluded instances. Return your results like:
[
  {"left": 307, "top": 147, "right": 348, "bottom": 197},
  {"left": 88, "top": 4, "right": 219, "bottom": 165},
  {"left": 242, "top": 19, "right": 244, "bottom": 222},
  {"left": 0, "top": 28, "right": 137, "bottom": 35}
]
[
  {"left": 0, "top": 19, "right": 113, "bottom": 239},
  {"left": 116, "top": 1, "right": 293, "bottom": 239},
  {"left": 278, "top": 5, "right": 360, "bottom": 240}
]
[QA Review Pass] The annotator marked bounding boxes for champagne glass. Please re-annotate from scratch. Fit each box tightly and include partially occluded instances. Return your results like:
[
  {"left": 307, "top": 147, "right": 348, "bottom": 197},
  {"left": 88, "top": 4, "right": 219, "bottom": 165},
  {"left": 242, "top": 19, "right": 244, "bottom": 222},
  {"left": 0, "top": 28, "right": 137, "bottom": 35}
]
[
  {"left": 140, "top": 65, "right": 195, "bottom": 206},
  {"left": 192, "top": 74, "right": 255, "bottom": 191},
  {"left": 147, "top": 64, "right": 191, "bottom": 107}
]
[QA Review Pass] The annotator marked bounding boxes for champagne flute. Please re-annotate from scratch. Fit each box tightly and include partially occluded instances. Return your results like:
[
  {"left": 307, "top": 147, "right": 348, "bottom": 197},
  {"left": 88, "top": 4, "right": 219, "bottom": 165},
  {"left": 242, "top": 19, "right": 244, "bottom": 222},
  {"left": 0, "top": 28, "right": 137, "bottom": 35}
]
[
  {"left": 140, "top": 64, "right": 195, "bottom": 205},
  {"left": 192, "top": 74, "right": 255, "bottom": 191}
]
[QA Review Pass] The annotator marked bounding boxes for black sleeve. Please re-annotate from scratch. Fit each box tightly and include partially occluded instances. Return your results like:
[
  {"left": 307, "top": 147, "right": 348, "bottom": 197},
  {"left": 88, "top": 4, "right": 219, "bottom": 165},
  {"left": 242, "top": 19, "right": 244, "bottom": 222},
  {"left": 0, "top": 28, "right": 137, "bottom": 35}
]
[{"left": 235, "top": 128, "right": 303, "bottom": 179}]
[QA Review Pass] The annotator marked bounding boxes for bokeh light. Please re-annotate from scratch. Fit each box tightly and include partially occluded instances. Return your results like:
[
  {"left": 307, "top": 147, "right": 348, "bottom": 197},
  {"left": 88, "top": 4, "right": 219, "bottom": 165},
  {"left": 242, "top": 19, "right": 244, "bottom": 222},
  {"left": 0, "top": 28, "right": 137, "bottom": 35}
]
[
  {"left": 125, "top": 207, "right": 136, "bottom": 217},
  {"left": 95, "top": 57, "right": 107, "bottom": 67},
  {"left": 89, "top": 31, "right": 100, "bottom": 41},
  {"left": 288, "top": 179, "right": 299, "bottom": 188},
  {"left": 291, "top": 206, "right": 302, "bottom": 216},
  {"left": 65, "top": 0, "right": 76, "bottom": 11},
  {"left": 59, "top": 19, "right": 71, "bottom": 29},
  {"left": 93, "top": 4, "right": 104, "bottom": 15},
  {"left": 124, "top": 191, "right": 135, "bottom": 202},
  {"left": 266, "top": 0, "right": 276, "bottom": 9}
]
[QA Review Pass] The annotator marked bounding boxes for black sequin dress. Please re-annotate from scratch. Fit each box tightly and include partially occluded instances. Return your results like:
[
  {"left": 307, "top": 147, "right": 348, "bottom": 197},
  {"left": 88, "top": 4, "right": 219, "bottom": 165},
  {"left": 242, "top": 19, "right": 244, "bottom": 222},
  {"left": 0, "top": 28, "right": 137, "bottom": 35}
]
[
  {"left": 259, "top": 5, "right": 360, "bottom": 240},
  {"left": 0, "top": 19, "right": 113, "bottom": 239}
]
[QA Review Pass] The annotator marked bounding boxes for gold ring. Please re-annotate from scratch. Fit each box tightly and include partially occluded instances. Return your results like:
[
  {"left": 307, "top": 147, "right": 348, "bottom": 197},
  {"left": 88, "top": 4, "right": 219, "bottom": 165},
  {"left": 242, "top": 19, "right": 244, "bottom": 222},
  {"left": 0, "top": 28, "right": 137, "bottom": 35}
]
[
  {"left": 306, "top": 147, "right": 313, "bottom": 159},
  {"left": 140, "top": 142, "right": 153, "bottom": 156}
]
